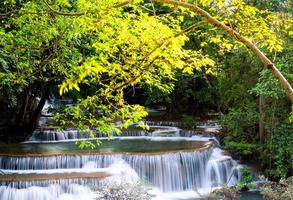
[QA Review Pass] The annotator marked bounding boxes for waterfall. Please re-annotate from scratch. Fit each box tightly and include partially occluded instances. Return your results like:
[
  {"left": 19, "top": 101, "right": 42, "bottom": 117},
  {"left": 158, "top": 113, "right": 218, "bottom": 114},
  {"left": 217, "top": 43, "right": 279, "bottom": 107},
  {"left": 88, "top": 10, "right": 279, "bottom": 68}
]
[
  {"left": 0, "top": 184, "right": 98, "bottom": 200},
  {"left": 145, "top": 120, "right": 220, "bottom": 129},
  {"left": 0, "top": 179, "right": 102, "bottom": 189},
  {"left": 206, "top": 148, "right": 241, "bottom": 187},
  {"left": 145, "top": 121, "right": 186, "bottom": 128},
  {"left": 0, "top": 154, "right": 118, "bottom": 170},
  {"left": 27, "top": 129, "right": 147, "bottom": 141},
  {"left": 29, "top": 130, "right": 88, "bottom": 141},
  {"left": 27, "top": 126, "right": 180, "bottom": 142},
  {"left": 124, "top": 151, "right": 211, "bottom": 192},
  {"left": 124, "top": 148, "right": 240, "bottom": 192},
  {"left": 0, "top": 147, "right": 240, "bottom": 192},
  {"left": 0, "top": 119, "right": 242, "bottom": 200}
]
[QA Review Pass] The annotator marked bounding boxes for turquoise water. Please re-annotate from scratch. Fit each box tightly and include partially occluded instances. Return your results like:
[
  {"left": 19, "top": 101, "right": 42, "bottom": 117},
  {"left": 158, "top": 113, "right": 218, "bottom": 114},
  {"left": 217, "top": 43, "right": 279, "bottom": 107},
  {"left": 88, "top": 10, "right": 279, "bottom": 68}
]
[
  {"left": 237, "top": 191, "right": 264, "bottom": 200},
  {"left": 0, "top": 138, "right": 209, "bottom": 155}
]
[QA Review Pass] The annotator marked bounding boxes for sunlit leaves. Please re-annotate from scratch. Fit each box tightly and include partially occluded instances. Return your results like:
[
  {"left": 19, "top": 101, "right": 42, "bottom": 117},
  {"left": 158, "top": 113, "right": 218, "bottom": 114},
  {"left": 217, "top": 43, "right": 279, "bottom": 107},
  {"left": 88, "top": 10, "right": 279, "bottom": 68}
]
[
  {"left": 1, "top": 0, "right": 290, "bottom": 147},
  {"left": 54, "top": 93, "right": 148, "bottom": 148},
  {"left": 186, "top": 0, "right": 286, "bottom": 54},
  {"left": 59, "top": 8, "right": 213, "bottom": 97},
  {"left": 55, "top": 5, "right": 216, "bottom": 144}
]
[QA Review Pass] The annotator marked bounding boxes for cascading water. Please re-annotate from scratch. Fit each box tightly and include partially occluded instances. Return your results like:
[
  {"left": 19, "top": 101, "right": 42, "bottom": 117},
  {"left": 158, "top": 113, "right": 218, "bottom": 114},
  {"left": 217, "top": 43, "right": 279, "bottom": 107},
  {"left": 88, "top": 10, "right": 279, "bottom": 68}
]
[
  {"left": 0, "top": 184, "right": 97, "bottom": 200},
  {"left": 0, "top": 154, "right": 118, "bottom": 170},
  {"left": 0, "top": 118, "right": 242, "bottom": 200},
  {"left": 0, "top": 148, "right": 241, "bottom": 199},
  {"left": 145, "top": 120, "right": 220, "bottom": 129},
  {"left": 1, "top": 178, "right": 103, "bottom": 189},
  {"left": 124, "top": 148, "right": 240, "bottom": 192},
  {"left": 27, "top": 126, "right": 180, "bottom": 142}
]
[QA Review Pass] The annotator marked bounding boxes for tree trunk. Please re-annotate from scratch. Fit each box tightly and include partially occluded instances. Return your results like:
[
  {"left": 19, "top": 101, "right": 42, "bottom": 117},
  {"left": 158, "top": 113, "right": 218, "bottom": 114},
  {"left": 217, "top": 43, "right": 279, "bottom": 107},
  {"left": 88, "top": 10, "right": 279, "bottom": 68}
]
[
  {"left": 27, "top": 97, "right": 47, "bottom": 135},
  {"left": 154, "top": 0, "right": 293, "bottom": 104},
  {"left": 16, "top": 89, "right": 30, "bottom": 126},
  {"left": 259, "top": 95, "right": 265, "bottom": 143},
  {"left": 0, "top": 93, "right": 43, "bottom": 142}
]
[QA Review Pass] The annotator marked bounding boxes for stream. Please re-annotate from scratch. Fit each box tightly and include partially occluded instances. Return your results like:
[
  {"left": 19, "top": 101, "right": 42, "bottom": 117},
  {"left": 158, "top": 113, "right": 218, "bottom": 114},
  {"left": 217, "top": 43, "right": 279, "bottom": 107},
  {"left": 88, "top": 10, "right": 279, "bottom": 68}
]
[{"left": 0, "top": 114, "right": 263, "bottom": 200}]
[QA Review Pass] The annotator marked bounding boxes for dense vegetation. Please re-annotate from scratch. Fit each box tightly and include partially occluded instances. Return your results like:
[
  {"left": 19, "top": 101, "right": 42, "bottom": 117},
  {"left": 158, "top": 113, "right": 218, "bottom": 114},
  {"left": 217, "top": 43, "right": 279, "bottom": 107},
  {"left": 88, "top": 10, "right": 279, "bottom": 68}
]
[
  {"left": 0, "top": 0, "right": 292, "bottom": 180},
  {"left": 218, "top": 2, "right": 293, "bottom": 179}
]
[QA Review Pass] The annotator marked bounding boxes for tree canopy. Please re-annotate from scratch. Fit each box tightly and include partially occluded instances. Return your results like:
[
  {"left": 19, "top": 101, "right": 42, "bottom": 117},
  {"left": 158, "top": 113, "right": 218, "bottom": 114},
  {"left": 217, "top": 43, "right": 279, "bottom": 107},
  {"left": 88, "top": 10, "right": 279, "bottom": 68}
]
[{"left": 0, "top": 0, "right": 292, "bottom": 144}]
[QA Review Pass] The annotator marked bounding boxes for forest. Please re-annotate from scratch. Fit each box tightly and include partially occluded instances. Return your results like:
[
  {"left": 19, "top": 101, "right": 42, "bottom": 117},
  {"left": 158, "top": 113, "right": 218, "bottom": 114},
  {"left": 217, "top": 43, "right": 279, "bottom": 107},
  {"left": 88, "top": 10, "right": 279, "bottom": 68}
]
[{"left": 0, "top": 0, "right": 292, "bottom": 200}]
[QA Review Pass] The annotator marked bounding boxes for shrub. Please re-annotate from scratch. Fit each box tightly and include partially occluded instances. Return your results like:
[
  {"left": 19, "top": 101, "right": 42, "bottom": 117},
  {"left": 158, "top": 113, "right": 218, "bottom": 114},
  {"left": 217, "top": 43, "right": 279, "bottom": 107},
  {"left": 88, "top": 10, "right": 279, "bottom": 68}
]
[
  {"left": 224, "top": 141, "right": 259, "bottom": 157},
  {"left": 261, "top": 121, "right": 293, "bottom": 179},
  {"left": 238, "top": 167, "right": 253, "bottom": 190},
  {"left": 203, "top": 185, "right": 238, "bottom": 200},
  {"left": 259, "top": 176, "right": 293, "bottom": 200},
  {"left": 220, "top": 103, "right": 258, "bottom": 142},
  {"left": 182, "top": 115, "right": 198, "bottom": 128},
  {"left": 96, "top": 180, "right": 152, "bottom": 200}
]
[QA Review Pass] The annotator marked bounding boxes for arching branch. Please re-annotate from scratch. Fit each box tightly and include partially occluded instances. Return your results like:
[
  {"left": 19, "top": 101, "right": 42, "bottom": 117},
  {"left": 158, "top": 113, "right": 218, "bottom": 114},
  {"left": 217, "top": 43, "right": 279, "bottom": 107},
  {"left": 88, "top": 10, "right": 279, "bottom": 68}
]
[
  {"left": 115, "top": 20, "right": 207, "bottom": 91},
  {"left": 154, "top": 0, "right": 293, "bottom": 103}
]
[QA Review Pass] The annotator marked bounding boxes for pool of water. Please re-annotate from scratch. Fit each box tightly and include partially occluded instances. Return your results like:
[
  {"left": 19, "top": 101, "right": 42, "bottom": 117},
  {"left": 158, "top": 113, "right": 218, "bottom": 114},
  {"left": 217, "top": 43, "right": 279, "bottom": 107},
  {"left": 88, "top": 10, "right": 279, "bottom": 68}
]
[
  {"left": 0, "top": 137, "right": 211, "bottom": 155},
  {"left": 237, "top": 191, "right": 264, "bottom": 200}
]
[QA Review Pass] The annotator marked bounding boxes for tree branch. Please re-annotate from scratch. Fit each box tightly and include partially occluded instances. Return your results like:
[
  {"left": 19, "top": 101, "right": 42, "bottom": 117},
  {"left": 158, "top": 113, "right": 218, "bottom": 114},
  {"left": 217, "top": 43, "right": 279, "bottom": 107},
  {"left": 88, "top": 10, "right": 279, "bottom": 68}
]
[
  {"left": 115, "top": 20, "right": 207, "bottom": 91},
  {"left": 154, "top": 0, "right": 293, "bottom": 103},
  {"left": 150, "top": 0, "right": 157, "bottom": 16}
]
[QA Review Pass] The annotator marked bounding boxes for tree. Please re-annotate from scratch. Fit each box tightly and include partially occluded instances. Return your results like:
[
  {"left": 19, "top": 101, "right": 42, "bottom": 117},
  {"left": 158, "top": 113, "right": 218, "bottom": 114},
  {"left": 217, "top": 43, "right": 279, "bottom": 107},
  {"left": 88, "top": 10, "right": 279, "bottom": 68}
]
[
  {"left": 218, "top": 0, "right": 292, "bottom": 178},
  {"left": 0, "top": 0, "right": 214, "bottom": 141},
  {"left": 0, "top": 0, "right": 291, "bottom": 144},
  {"left": 153, "top": 0, "right": 293, "bottom": 103},
  {"left": 39, "top": 0, "right": 293, "bottom": 102}
]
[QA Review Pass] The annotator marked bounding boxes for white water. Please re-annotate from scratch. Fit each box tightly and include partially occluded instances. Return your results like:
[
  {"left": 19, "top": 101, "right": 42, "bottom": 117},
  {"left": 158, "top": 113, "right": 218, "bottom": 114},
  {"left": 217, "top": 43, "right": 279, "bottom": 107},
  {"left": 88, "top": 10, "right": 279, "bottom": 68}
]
[
  {"left": 27, "top": 126, "right": 180, "bottom": 142},
  {"left": 1, "top": 179, "right": 102, "bottom": 189},
  {"left": 0, "top": 121, "right": 242, "bottom": 200},
  {"left": 0, "top": 184, "right": 97, "bottom": 200},
  {"left": 145, "top": 120, "right": 220, "bottom": 129},
  {"left": 0, "top": 147, "right": 241, "bottom": 196}
]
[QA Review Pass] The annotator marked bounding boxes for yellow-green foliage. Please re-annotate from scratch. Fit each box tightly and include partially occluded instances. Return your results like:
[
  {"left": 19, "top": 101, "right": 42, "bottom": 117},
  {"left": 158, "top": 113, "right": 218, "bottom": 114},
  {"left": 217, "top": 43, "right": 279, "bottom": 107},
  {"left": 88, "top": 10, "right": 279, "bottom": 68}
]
[
  {"left": 56, "top": 2, "right": 215, "bottom": 144},
  {"left": 0, "top": 0, "right": 289, "bottom": 147},
  {"left": 189, "top": 0, "right": 286, "bottom": 53},
  {"left": 59, "top": 9, "right": 215, "bottom": 96}
]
